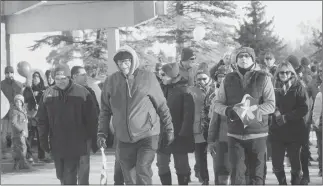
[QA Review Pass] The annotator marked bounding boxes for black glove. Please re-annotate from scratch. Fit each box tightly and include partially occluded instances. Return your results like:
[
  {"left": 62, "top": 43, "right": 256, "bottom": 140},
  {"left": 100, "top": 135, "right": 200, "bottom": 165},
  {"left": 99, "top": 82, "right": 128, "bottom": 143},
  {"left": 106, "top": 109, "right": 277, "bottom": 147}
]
[
  {"left": 97, "top": 134, "right": 107, "bottom": 149},
  {"left": 274, "top": 110, "right": 285, "bottom": 126},
  {"left": 225, "top": 106, "right": 240, "bottom": 121}
]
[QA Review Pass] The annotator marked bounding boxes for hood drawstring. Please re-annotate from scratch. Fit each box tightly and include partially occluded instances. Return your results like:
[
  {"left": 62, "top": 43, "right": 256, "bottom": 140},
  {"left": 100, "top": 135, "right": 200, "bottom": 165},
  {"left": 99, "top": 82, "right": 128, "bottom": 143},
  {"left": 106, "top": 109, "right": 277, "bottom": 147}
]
[
  {"left": 125, "top": 78, "right": 132, "bottom": 98},
  {"left": 55, "top": 81, "right": 72, "bottom": 103}
]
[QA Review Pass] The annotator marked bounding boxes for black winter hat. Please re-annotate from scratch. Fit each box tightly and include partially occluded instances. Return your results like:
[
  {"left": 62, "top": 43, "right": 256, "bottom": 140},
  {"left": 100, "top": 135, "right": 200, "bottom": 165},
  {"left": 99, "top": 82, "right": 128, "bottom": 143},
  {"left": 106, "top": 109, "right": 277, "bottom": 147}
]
[
  {"left": 113, "top": 51, "right": 133, "bottom": 63},
  {"left": 4, "top": 66, "right": 14, "bottom": 73},
  {"left": 301, "top": 57, "right": 310, "bottom": 66},
  {"left": 181, "top": 48, "right": 195, "bottom": 61},
  {"left": 53, "top": 64, "right": 71, "bottom": 77},
  {"left": 286, "top": 55, "right": 300, "bottom": 70}
]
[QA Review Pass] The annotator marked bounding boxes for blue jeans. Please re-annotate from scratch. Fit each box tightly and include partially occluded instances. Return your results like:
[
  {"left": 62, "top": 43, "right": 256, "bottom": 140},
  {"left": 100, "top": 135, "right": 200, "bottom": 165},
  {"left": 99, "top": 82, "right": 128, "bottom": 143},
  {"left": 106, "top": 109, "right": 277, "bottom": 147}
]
[{"left": 117, "top": 135, "right": 159, "bottom": 185}]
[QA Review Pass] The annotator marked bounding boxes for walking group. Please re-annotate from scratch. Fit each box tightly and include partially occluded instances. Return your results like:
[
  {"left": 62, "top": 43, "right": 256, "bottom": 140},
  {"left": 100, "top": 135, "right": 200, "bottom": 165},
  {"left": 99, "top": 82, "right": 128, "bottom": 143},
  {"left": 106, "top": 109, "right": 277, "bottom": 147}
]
[{"left": 1, "top": 45, "right": 322, "bottom": 185}]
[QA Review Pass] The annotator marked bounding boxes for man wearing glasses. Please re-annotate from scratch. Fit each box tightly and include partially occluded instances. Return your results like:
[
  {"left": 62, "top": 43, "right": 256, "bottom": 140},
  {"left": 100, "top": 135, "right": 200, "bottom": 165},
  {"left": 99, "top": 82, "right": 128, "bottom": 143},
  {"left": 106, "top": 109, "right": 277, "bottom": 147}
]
[
  {"left": 179, "top": 47, "right": 198, "bottom": 86},
  {"left": 37, "top": 64, "right": 98, "bottom": 184},
  {"left": 213, "top": 47, "right": 275, "bottom": 185},
  {"left": 71, "top": 66, "right": 100, "bottom": 185},
  {"left": 97, "top": 45, "right": 174, "bottom": 185}
]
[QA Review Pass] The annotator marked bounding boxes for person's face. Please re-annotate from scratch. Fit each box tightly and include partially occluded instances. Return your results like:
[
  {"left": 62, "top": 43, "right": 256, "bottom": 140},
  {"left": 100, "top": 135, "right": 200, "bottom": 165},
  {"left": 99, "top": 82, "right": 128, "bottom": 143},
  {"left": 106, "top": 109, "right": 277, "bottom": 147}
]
[
  {"left": 182, "top": 56, "right": 196, "bottom": 69},
  {"left": 319, "top": 68, "right": 323, "bottom": 80},
  {"left": 47, "top": 73, "right": 54, "bottom": 84},
  {"left": 196, "top": 74, "right": 210, "bottom": 87},
  {"left": 224, "top": 55, "right": 231, "bottom": 65},
  {"left": 14, "top": 100, "right": 22, "bottom": 108},
  {"left": 160, "top": 72, "right": 171, "bottom": 85},
  {"left": 264, "top": 55, "right": 275, "bottom": 67},
  {"left": 32, "top": 73, "right": 41, "bottom": 85},
  {"left": 117, "top": 59, "right": 132, "bottom": 75},
  {"left": 237, "top": 52, "right": 254, "bottom": 69},
  {"left": 216, "top": 74, "right": 225, "bottom": 84},
  {"left": 278, "top": 66, "right": 292, "bottom": 82},
  {"left": 5, "top": 72, "right": 14, "bottom": 80},
  {"left": 73, "top": 68, "right": 88, "bottom": 86},
  {"left": 54, "top": 75, "right": 70, "bottom": 90}
]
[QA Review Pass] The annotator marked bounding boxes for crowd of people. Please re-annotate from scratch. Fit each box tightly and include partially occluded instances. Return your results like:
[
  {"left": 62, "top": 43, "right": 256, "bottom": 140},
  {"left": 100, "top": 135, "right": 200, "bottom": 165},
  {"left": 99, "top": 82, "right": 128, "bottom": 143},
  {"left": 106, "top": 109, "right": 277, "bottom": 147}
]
[{"left": 0, "top": 45, "right": 322, "bottom": 185}]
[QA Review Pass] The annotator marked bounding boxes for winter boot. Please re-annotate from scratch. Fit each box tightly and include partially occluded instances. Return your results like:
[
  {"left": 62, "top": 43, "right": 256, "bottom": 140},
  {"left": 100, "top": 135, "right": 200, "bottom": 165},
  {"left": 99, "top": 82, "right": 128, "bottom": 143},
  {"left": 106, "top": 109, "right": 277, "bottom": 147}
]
[
  {"left": 13, "top": 159, "right": 20, "bottom": 171},
  {"left": 218, "top": 175, "right": 230, "bottom": 185},
  {"left": 291, "top": 171, "right": 301, "bottom": 185},
  {"left": 201, "top": 180, "right": 209, "bottom": 185},
  {"left": 159, "top": 172, "right": 172, "bottom": 185},
  {"left": 274, "top": 171, "right": 287, "bottom": 185},
  {"left": 177, "top": 173, "right": 190, "bottom": 185}
]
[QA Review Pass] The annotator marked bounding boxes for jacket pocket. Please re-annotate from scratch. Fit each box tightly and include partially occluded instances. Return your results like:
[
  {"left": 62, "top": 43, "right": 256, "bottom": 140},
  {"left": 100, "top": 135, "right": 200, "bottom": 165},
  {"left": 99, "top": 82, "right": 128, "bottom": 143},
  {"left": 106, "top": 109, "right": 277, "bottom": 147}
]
[{"left": 130, "top": 112, "right": 154, "bottom": 137}]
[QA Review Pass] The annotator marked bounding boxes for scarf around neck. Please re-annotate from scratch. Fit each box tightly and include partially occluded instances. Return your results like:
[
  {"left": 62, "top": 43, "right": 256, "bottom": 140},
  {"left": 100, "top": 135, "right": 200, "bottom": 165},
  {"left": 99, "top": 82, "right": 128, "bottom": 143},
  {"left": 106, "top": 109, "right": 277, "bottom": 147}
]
[{"left": 275, "top": 77, "right": 296, "bottom": 95}]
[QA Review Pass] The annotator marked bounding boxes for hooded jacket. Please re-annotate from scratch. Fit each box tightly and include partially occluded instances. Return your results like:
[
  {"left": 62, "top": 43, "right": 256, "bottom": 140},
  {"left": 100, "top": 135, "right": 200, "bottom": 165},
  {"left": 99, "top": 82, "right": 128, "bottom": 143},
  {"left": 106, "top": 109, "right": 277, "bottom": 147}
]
[
  {"left": 98, "top": 46, "right": 174, "bottom": 143},
  {"left": 9, "top": 104, "right": 28, "bottom": 138},
  {"left": 37, "top": 80, "right": 98, "bottom": 158}
]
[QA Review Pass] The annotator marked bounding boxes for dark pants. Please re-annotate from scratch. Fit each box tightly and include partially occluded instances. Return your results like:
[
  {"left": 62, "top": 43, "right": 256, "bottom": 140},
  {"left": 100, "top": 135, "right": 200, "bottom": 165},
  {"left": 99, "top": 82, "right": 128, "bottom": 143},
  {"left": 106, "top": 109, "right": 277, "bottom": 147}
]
[
  {"left": 77, "top": 140, "right": 91, "bottom": 185},
  {"left": 117, "top": 135, "right": 158, "bottom": 185},
  {"left": 228, "top": 136, "right": 267, "bottom": 185},
  {"left": 300, "top": 127, "right": 311, "bottom": 177},
  {"left": 271, "top": 140, "right": 302, "bottom": 175},
  {"left": 212, "top": 141, "right": 230, "bottom": 184},
  {"left": 54, "top": 156, "right": 80, "bottom": 185},
  {"left": 194, "top": 150, "right": 200, "bottom": 179},
  {"left": 245, "top": 152, "right": 267, "bottom": 185},
  {"left": 28, "top": 126, "right": 45, "bottom": 159},
  {"left": 114, "top": 159, "right": 124, "bottom": 185},
  {"left": 194, "top": 142, "right": 209, "bottom": 182},
  {"left": 316, "top": 129, "right": 322, "bottom": 171},
  {"left": 157, "top": 151, "right": 190, "bottom": 175}
]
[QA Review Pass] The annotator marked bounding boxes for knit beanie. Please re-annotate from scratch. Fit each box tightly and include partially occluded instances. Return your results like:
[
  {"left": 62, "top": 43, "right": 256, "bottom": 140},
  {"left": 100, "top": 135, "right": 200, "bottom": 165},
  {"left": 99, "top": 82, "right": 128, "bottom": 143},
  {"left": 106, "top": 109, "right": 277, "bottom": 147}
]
[
  {"left": 14, "top": 94, "right": 24, "bottom": 104},
  {"left": 113, "top": 51, "right": 133, "bottom": 63},
  {"left": 4, "top": 66, "right": 14, "bottom": 73},
  {"left": 162, "top": 63, "right": 179, "bottom": 78},
  {"left": 196, "top": 62, "right": 210, "bottom": 77},
  {"left": 181, "top": 48, "right": 195, "bottom": 61},
  {"left": 235, "top": 47, "right": 256, "bottom": 62},
  {"left": 301, "top": 57, "right": 310, "bottom": 66},
  {"left": 53, "top": 64, "right": 71, "bottom": 78},
  {"left": 286, "top": 55, "right": 300, "bottom": 70}
]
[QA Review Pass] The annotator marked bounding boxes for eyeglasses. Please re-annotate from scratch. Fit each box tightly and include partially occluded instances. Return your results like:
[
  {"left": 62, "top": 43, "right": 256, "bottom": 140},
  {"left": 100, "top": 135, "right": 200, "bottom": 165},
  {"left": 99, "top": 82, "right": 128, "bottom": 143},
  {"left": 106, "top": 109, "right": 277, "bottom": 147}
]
[
  {"left": 197, "top": 78, "right": 207, "bottom": 81},
  {"left": 189, "top": 56, "right": 196, "bottom": 60},
  {"left": 279, "top": 71, "right": 291, "bottom": 75},
  {"left": 238, "top": 54, "right": 251, "bottom": 59},
  {"left": 265, "top": 57, "right": 272, "bottom": 60},
  {"left": 117, "top": 59, "right": 131, "bottom": 66},
  {"left": 217, "top": 74, "right": 225, "bottom": 78}
]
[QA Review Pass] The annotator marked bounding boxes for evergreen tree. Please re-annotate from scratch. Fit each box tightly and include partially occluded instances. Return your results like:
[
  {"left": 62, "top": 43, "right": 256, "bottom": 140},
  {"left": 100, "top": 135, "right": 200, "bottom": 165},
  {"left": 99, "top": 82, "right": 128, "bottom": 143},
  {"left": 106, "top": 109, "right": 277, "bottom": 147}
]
[
  {"left": 235, "top": 0, "right": 285, "bottom": 61},
  {"left": 311, "top": 29, "right": 323, "bottom": 62}
]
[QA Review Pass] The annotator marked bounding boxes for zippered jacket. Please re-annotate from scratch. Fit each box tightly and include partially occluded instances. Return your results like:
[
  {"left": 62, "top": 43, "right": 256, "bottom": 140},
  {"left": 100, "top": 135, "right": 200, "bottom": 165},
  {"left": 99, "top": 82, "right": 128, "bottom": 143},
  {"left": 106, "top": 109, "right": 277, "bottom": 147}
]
[{"left": 98, "top": 46, "right": 174, "bottom": 143}]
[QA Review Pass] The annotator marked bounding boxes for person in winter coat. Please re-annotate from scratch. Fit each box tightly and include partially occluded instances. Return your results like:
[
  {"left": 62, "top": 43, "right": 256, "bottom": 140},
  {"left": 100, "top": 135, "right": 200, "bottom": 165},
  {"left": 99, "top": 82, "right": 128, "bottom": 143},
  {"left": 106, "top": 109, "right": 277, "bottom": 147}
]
[
  {"left": 37, "top": 64, "right": 98, "bottom": 185},
  {"left": 213, "top": 46, "right": 275, "bottom": 185},
  {"left": 312, "top": 68, "right": 323, "bottom": 177},
  {"left": 270, "top": 61, "right": 308, "bottom": 185},
  {"left": 96, "top": 46, "right": 174, "bottom": 185},
  {"left": 300, "top": 57, "right": 313, "bottom": 77},
  {"left": 9, "top": 94, "right": 31, "bottom": 170},
  {"left": 207, "top": 65, "right": 231, "bottom": 185},
  {"left": 1, "top": 66, "right": 23, "bottom": 159},
  {"left": 156, "top": 62, "right": 195, "bottom": 185},
  {"left": 209, "top": 52, "right": 235, "bottom": 82},
  {"left": 23, "top": 71, "right": 47, "bottom": 163},
  {"left": 70, "top": 66, "right": 100, "bottom": 185},
  {"left": 192, "top": 63, "right": 216, "bottom": 185},
  {"left": 178, "top": 48, "right": 198, "bottom": 86}
]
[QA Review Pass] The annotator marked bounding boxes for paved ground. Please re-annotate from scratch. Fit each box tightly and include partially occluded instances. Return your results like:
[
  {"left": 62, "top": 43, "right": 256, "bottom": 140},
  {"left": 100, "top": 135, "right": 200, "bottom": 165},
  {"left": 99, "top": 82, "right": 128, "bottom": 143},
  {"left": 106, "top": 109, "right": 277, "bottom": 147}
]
[{"left": 1, "top": 132, "right": 322, "bottom": 185}]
